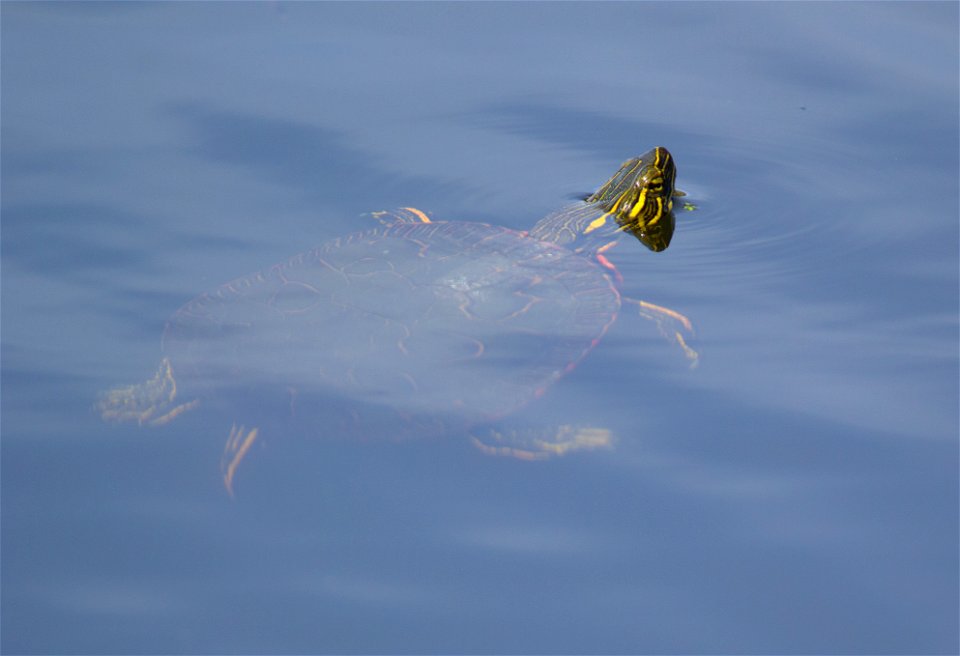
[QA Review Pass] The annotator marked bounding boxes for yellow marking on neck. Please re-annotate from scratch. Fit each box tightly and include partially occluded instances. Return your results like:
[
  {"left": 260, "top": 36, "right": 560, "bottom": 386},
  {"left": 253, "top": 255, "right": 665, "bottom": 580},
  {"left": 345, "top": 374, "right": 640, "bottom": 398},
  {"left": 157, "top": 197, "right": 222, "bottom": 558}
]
[
  {"left": 629, "top": 188, "right": 649, "bottom": 219},
  {"left": 584, "top": 212, "right": 611, "bottom": 234},
  {"left": 610, "top": 194, "right": 624, "bottom": 214},
  {"left": 402, "top": 207, "right": 432, "bottom": 223}
]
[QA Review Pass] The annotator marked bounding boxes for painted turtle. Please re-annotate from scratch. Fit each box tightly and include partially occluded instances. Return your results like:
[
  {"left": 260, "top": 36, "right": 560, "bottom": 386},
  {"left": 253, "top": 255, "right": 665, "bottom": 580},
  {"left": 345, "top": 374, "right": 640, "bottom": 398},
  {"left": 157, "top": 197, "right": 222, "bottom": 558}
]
[{"left": 99, "top": 147, "right": 696, "bottom": 495}]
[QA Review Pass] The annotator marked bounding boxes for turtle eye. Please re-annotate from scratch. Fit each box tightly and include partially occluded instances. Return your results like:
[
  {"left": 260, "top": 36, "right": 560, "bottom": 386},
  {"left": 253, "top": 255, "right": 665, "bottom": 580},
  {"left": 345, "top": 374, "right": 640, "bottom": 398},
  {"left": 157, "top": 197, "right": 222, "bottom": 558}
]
[{"left": 645, "top": 176, "right": 664, "bottom": 194}]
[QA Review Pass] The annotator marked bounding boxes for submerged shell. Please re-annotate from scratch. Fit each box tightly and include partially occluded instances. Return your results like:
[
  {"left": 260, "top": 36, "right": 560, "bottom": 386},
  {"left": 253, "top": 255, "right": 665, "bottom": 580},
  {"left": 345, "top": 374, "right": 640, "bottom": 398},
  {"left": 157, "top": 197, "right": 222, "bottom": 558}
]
[{"left": 162, "top": 221, "right": 620, "bottom": 434}]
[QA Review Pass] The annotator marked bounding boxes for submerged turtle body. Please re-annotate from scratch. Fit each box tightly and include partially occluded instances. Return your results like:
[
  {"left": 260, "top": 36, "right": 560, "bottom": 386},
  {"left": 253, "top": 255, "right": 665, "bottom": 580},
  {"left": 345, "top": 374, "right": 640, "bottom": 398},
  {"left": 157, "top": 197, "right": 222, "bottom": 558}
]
[
  {"left": 100, "top": 147, "right": 692, "bottom": 494},
  {"left": 164, "top": 220, "right": 621, "bottom": 429}
]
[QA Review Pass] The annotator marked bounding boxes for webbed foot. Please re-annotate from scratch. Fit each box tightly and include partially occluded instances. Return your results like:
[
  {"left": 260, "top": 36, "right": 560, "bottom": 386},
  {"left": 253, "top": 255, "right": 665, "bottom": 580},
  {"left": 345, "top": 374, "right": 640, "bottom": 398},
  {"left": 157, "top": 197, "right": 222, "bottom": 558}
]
[
  {"left": 624, "top": 298, "right": 699, "bottom": 368},
  {"left": 471, "top": 425, "right": 614, "bottom": 461},
  {"left": 98, "top": 357, "right": 199, "bottom": 426},
  {"left": 221, "top": 424, "right": 260, "bottom": 498},
  {"left": 369, "top": 207, "right": 434, "bottom": 226}
]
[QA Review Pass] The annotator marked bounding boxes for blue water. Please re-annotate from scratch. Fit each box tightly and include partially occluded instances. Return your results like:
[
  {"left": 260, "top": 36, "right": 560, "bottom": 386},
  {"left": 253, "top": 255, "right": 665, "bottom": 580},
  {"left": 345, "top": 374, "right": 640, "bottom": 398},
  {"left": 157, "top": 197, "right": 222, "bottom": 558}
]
[{"left": 2, "top": 3, "right": 957, "bottom": 654}]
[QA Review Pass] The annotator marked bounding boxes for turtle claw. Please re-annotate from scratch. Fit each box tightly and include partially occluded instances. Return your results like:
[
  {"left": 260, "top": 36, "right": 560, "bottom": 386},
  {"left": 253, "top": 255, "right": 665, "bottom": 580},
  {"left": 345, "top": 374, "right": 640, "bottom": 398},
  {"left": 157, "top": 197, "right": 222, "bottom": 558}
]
[
  {"left": 471, "top": 425, "right": 614, "bottom": 461},
  {"left": 221, "top": 424, "right": 260, "bottom": 498}
]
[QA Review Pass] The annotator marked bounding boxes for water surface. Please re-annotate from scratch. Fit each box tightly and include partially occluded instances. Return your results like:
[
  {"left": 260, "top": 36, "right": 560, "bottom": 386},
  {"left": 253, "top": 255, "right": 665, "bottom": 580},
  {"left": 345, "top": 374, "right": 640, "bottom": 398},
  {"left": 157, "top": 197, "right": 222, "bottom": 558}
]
[{"left": 2, "top": 3, "right": 957, "bottom": 654}]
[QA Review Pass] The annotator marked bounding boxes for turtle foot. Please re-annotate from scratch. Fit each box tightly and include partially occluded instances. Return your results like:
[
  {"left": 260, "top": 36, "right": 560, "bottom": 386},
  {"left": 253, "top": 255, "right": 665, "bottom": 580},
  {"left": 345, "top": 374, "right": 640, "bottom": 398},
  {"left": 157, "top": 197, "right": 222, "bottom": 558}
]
[
  {"left": 471, "top": 425, "right": 614, "bottom": 461},
  {"left": 97, "top": 357, "right": 199, "bottom": 426},
  {"left": 625, "top": 298, "right": 699, "bottom": 368},
  {"left": 369, "top": 207, "right": 434, "bottom": 226},
  {"left": 221, "top": 423, "right": 260, "bottom": 498}
]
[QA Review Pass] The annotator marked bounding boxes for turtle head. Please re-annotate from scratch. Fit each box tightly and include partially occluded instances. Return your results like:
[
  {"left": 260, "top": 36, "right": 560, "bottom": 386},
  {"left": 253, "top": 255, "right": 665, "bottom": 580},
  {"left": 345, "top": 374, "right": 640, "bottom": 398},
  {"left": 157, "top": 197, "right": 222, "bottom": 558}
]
[{"left": 586, "top": 147, "right": 678, "bottom": 251}]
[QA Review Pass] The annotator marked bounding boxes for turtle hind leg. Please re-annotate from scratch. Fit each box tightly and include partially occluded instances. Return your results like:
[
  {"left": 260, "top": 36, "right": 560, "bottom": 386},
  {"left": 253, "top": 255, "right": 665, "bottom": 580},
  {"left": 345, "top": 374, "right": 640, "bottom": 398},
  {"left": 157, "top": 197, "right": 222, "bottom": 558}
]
[
  {"left": 221, "top": 423, "right": 260, "bottom": 498},
  {"left": 97, "top": 357, "right": 199, "bottom": 426},
  {"left": 471, "top": 425, "right": 614, "bottom": 461}
]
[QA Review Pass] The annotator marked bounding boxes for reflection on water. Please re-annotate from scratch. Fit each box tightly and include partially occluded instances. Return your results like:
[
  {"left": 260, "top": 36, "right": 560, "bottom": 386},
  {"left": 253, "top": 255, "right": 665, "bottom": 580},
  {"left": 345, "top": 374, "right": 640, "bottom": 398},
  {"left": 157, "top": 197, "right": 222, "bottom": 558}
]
[{"left": 3, "top": 2, "right": 957, "bottom": 654}]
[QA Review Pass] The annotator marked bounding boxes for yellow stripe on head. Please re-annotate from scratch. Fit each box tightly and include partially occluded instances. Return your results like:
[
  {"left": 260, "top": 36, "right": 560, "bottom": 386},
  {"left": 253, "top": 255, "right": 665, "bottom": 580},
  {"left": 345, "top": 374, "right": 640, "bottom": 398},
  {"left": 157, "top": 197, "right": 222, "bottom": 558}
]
[
  {"left": 629, "top": 188, "right": 649, "bottom": 219},
  {"left": 647, "top": 197, "right": 663, "bottom": 226}
]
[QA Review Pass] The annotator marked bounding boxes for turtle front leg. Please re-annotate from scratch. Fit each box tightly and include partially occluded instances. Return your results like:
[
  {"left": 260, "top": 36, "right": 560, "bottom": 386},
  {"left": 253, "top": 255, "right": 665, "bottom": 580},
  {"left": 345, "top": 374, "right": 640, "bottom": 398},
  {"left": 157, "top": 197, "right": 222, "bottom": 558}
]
[
  {"left": 369, "top": 207, "right": 434, "bottom": 226},
  {"left": 624, "top": 298, "right": 699, "bottom": 367},
  {"left": 220, "top": 424, "right": 260, "bottom": 497}
]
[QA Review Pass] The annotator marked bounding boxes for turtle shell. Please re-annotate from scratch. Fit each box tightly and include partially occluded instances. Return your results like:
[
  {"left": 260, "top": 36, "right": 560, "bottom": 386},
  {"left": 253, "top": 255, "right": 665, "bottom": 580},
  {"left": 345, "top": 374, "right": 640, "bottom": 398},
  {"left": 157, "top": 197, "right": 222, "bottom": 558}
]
[{"left": 161, "top": 221, "right": 620, "bottom": 437}]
